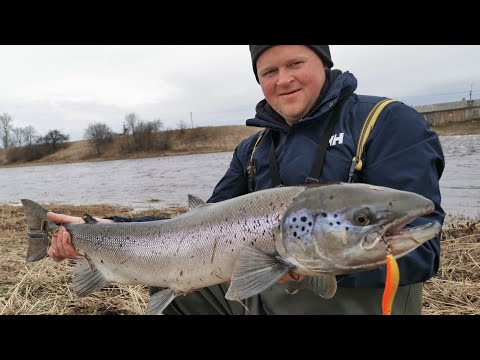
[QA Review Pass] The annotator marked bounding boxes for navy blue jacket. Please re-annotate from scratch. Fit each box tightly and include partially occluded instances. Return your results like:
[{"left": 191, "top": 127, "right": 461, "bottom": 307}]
[
  {"left": 113, "top": 70, "right": 445, "bottom": 288},
  {"left": 207, "top": 70, "right": 445, "bottom": 287}
]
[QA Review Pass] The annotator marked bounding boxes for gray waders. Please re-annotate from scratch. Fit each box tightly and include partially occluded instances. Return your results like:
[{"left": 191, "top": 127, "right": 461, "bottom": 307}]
[{"left": 159, "top": 282, "right": 424, "bottom": 315}]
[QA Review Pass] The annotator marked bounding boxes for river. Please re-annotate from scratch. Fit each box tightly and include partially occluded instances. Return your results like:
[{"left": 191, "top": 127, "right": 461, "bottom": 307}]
[{"left": 1, "top": 134, "right": 479, "bottom": 219}]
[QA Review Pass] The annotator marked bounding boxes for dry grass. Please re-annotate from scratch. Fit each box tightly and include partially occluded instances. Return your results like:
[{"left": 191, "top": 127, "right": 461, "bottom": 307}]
[
  {"left": 0, "top": 203, "right": 185, "bottom": 315},
  {"left": 422, "top": 217, "right": 480, "bottom": 314},
  {"left": 1, "top": 203, "right": 479, "bottom": 315}
]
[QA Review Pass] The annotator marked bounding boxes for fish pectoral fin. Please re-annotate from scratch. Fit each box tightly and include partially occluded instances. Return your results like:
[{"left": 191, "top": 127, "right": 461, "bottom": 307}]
[
  {"left": 145, "top": 288, "right": 176, "bottom": 315},
  {"left": 73, "top": 258, "right": 110, "bottom": 297},
  {"left": 225, "top": 246, "right": 294, "bottom": 301},
  {"left": 301, "top": 275, "right": 338, "bottom": 299}
]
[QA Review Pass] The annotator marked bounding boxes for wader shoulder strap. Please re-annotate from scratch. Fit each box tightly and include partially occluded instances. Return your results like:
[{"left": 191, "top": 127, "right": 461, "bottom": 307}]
[
  {"left": 269, "top": 131, "right": 282, "bottom": 187},
  {"left": 247, "top": 128, "right": 267, "bottom": 193},
  {"left": 347, "top": 98, "right": 399, "bottom": 183}
]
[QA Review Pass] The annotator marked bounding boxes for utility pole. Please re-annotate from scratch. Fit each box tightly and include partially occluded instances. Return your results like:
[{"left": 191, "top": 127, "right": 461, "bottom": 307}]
[
  {"left": 469, "top": 83, "right": 473, "bottom": 120},
  {"left": 190, "top": 112, "right": 193, "bottom": 129}
]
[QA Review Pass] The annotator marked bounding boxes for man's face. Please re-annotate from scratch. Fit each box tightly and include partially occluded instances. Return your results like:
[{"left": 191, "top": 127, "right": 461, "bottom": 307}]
[{"left": 256, "top": 45, "right": 327, "bottom": 126}]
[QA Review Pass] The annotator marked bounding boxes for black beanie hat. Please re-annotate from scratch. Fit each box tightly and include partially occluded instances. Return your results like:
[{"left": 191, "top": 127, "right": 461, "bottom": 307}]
[{"left": 249, "top": 45, "right": 333, "bottom": 82}]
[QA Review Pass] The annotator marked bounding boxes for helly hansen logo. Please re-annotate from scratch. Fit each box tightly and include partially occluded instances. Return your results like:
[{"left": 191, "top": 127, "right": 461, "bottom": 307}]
[{"left": 329, "top": 133, "right": 344, "bottom": 146}]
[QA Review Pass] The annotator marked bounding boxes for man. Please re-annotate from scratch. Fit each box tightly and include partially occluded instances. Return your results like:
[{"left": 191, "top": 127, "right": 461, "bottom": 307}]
[{"left": 48, "top": 45, "right": 445, "bottom": 314}]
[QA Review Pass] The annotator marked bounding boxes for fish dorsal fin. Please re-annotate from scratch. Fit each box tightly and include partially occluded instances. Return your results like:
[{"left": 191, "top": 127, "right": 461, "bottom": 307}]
[
  {"left": 225, "top": 245, "right": 294, "bottom": 302},
  {"left": 188, "top": 194, "right": 206, "bottom": 211},
  {"left": 145, "top": 288, "right": 176, "bottom": 315},
  {"left": 301, "top": 275, "right": 338, "bottom": 299},
  {"left": 73, "top": 258, "right": 110, "bottom": 297}
]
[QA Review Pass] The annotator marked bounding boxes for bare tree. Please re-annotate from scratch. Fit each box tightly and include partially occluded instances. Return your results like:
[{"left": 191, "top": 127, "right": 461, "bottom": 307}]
[
  {"left": 39, "top": 130, "right": 69, "bottom": 151},
  {"left": 23, "top": 125, "right": 38, "bottom": 146},
  {"left": 125, "top": 113, "right": 138, "bottom": 134},
  {"left": 11, "top": 127, "right": 24, "bottom": 147},
  {"left": 0, "top": 113, "right": 14, "bottom": 148},
  {"left": 151, "top": 118, "right": 163, "bottom": 132},
  {"left": 84, "top": 122, "right": 113, "bottom": 155},
  {"left": 177, "top": 120, "right": 188, "bottom": 134},
  {"left": 134, "top": 120, "right": 164, "bottom": 151}
]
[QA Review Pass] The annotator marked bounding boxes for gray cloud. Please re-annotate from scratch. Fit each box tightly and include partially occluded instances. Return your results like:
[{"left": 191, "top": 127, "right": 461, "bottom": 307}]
[{"left": 1, "top": 45, "right": 479, "bottom": 141}]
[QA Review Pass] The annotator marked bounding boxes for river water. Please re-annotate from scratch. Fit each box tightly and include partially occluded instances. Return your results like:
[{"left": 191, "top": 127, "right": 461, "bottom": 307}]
[{"left": 1, "top": 134, "right": 479, "bottom": 219}]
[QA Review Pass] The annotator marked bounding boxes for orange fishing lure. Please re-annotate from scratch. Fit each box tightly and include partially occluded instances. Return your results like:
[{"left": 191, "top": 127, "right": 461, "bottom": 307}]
[{"left": 382, "top": 254, "right": 399, "bottom": 315}]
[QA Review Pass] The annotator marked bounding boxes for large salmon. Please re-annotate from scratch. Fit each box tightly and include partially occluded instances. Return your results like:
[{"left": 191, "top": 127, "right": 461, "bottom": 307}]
[{"left": 21, "top": 183, "right": 441, "bottom": 314}]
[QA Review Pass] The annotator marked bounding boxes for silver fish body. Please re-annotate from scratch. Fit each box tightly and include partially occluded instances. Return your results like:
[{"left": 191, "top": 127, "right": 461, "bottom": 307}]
[
  {"left": 21, "top": 183, "right": 442, "bottom": 314},
  {"left": 62, "top": 186, "right": 305, "bottom": 292}
]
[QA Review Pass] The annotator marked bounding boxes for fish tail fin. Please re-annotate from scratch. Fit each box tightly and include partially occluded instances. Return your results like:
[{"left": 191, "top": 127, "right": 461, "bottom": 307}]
[{"left": 21, "top": 199, "right": 58, "bottom": 262}]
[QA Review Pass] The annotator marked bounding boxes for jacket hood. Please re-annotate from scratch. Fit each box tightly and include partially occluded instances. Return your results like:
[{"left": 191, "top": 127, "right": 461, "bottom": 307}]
[{"left": 246, "top": 70, "right": 357, "bottom": 131}]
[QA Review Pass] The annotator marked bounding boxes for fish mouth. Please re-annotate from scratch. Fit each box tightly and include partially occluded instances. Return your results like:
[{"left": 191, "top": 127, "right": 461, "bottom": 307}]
[{"left": 362, "top": 205, "right": 435, "bottom": 251}]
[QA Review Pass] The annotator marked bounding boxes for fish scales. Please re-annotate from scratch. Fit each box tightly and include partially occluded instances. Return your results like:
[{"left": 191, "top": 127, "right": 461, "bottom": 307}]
[{"left": 65, "top": 186, "right": 306, "bottom": 292}]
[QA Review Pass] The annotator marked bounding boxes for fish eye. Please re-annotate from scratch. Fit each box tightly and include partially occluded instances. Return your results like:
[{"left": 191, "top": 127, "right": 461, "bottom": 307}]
[{"left": 353, "top": 210, "right": 370, "bottom": 226}]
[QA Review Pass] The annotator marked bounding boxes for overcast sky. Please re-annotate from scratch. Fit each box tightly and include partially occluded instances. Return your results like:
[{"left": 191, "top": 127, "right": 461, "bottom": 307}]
[{"left": 1, "top": 45, "right": 479, "bottom": 141}]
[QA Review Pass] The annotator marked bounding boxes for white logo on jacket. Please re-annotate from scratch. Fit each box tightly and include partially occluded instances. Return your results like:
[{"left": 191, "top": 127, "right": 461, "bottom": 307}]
[{"left": 329, "top": 133, "right": 344, "bottom": 146}]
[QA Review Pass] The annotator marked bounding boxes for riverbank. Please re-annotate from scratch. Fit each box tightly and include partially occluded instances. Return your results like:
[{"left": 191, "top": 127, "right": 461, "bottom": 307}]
[
  {"left": 0, "top": 120, "right": 479, "bottom": 169},
  {"left": 0, "top": 203, "right": 478, "bottom": 315}
]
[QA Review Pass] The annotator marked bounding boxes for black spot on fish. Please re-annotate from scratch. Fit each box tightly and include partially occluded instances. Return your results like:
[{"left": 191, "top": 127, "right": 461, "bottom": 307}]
[
  {"left": 251, "top": 242, "right": 254, "bottom": 246},
  {"left": 290, "top": 225, "right": 293, "bottom": 229},
  {"left": 127, "top": 236, "right": 130, "bottom": 240},
  {"left": 334, "top": 214, "right": 338, "bottom": 218},
  {"left": 330, "top": 195, "right": 334, "bottom": 200},
  {"left": 292, "top": 217, "right": 297, "bottom": 222},
  {"left": 302, "top": 227, "right": 305, "bottom": 231},
  {"left": 101, "top": 259, "right": 104, "bottom": 263},
  {"left": 322, "top": 212, "right": 327, "bottom": 217},
  {"left": 389, "top": 202, "right": 393, "bottom": 206},
  {"left": 119, "top": 244, "right": 123, "bottom": 248},
  {"left": 293, "top": 232, "right": 297, "bottom": 237},
  {"left": 180, "top": 270, "right": 183, "bottom": 276},
  {"left": 243, "top": 237, "right": 246, "bottom": 241},
  {"left": 337, "top": 222, "right": 341, "bottom": 225},
  {"left": 329, "top": 223, "right": 333, "bottom": 226},
  {"left": 308, "top": 222, "right": 312, "bottom": 226},
  {"left": 346, "top": 227, "right": 349, "bottom": 231},
  {"left": 301, "top": 216, "right": 307, "bottom": 222}
]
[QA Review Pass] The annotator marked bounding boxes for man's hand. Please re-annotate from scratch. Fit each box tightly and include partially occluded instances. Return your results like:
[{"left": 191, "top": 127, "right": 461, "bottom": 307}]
[
  {"left": 47, "top": 212, "right": 84, "bottom": 262},
  {"left": 46, "top": 212, "right": 115, "bottom": 262},
  {"left": 278, "top": 272, "right": 305, "bottom": 284}
]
